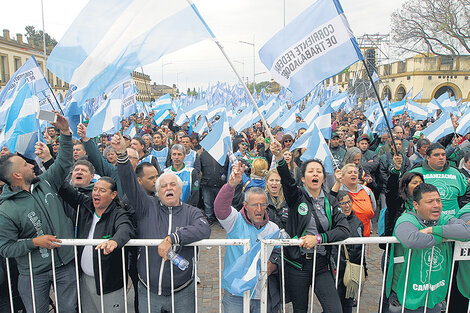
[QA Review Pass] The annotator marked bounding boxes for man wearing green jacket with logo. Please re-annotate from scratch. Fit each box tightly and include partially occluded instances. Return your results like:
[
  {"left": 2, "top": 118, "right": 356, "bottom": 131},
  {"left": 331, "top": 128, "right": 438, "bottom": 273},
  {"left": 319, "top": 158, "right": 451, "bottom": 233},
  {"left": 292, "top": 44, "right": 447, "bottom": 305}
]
[
  {"left": 410, "top": 143, "right": 470, "bottom": 216},
  {"left": 386, "top": 183, "right": 470, "bottom": 313},
  {"left": 0, "top": 113, "right": 77, "bottom": 313}
]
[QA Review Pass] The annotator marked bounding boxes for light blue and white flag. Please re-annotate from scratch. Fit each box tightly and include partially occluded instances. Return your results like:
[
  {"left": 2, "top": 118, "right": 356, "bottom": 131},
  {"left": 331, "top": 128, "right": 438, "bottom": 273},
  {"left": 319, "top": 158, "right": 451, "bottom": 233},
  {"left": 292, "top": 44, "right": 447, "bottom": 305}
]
[
  {"left": 413, "top": 89, "right": 423, "bottom": 100},
  {"left": 277, "top": 105, "right": 297, "bottom": 131},
  {"left": 153, "top": 108, "right": 171, "bottom": 126},
  {"left": 222, "top": 229, "right": 280, "bottom": 297},
  {"left": 290, "top": 122, "right": 333, "bottom": 173},
  {"left": 200, "top": 111, "right": 231, "bottom": 166},
  {"left": 321, "top": 92, "right": 348, "bottom": 115},
  {"left": 0, "top": 84, "right": 40, "bottom": 159},
  {"left": 231, "top": 107, "right": 256, "bottom": 132},
  {"left": 456, "top": 113, "right": 470, "bottom": 136},
  {"left": 124, "top": 122, "right": 137, "bottom": 137},
  {"left": 183, "top": 99, "right": 208, "bottom": 120},
  {"left": 406, "top": 101, "right": 428, "bottom": 121},
  {"left": 422, "top": 113, "right": 454, "bottom": 142},
  {"left": 371, "top": 71, "right": 380, "bottom": 83},
  {"left": 259, "top": 0, "right": 363, "bottom": 101},
  {"left": 0, "top": 56, "right": 57, "bottom": 130},
  {"left": 86, "top": 87, "right": 122, "bottom": 138},
  {"left": 152, "top": 93, "right": 172, "bottom": 109},
  {"left": 47, "top": 0, "right": 212, "bottom": 102},
  {"left": 390, "top": 99, "right": 406, "bottom": 116},
  {"left": 404, "top": 87, "right": 413, "bottom": 99}
]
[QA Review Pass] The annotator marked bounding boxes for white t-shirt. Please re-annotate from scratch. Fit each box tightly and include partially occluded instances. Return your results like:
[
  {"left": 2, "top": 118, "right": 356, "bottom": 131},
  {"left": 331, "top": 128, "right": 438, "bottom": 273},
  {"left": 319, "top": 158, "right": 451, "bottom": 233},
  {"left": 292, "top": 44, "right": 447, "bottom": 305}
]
[{"left": 81, "top": 213, "right": 101, "bottom": 277}]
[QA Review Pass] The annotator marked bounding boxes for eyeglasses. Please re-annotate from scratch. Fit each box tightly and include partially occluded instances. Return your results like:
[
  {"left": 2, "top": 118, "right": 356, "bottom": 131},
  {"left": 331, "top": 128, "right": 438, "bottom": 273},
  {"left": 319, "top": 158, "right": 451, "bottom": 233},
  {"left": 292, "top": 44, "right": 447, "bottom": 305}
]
[
  {"left": 339, "top": 200, "right": 352, "bottom": 207},
  {"left": 246, "top": 203, "right": 269, "bottom": 209}
]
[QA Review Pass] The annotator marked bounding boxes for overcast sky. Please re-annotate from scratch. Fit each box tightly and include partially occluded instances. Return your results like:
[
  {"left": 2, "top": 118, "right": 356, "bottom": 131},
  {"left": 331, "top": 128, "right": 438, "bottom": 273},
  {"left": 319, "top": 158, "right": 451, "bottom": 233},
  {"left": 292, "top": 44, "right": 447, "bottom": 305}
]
[{"left": 1, "top": 0, "right": 408, "bottom": 92}]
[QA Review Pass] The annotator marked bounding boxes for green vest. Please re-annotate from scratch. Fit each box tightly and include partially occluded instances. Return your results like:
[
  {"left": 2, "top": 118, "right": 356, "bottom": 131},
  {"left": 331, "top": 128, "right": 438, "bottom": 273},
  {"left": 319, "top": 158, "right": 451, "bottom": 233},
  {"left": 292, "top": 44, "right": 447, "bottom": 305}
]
[
  {"left": 386, "top": 213, "right": 453, "bottom": 310},
  {"left": 456, "top": 205, "right": 470, "bottom": 298}
]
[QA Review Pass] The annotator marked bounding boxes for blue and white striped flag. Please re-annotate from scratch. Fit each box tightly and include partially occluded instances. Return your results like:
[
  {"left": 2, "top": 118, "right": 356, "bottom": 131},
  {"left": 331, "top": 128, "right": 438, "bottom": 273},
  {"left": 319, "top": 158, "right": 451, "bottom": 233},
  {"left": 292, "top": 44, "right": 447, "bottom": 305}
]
[
  {"left": 0, "top": 56, "right": 57, "bottom": 131},
  {"left": 86, "top": 86, "right": 123, "bottom": 138},
  {"left": 124, "top": 122, "right": 137, "bottom": 138},
  {"left": 200, "top": 111, "right": 231, "bottom": 166},
  {"left": 259, "top": 0, "right": 363, "bottom": 101},
  {"left": 422, "top": 113, "right": 454, "bottom": 142},
  {"left": 413, "top": 89, "right": 423, "bottom": 100},
  {"left": 406, "top": 101, "right": 428, "bottom": 121},
  {"left": 47, "top": 0, "right": 212, "bottom": 102},
  {"left": 290, "top": 122, "right": 333, "bottom": 173},
  {"left": 456, "top": 113, "right": 470, "bottom": 136},
  {"left": 0, "top": 84, "right": 40, "bottom": 159}
]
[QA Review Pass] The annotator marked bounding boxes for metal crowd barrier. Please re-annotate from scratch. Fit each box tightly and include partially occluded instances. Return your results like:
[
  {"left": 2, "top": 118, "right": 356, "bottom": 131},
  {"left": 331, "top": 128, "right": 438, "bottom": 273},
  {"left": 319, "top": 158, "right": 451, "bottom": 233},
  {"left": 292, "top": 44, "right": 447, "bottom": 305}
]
[
  {"left": 260, "top": 237, "right": 470, "bottom": 313},
  {"left": 3, "top": 237, "right": 470, "bottom": 313},
  {"left": 4, "top": 239, "right": 251, "bottom": 313}
]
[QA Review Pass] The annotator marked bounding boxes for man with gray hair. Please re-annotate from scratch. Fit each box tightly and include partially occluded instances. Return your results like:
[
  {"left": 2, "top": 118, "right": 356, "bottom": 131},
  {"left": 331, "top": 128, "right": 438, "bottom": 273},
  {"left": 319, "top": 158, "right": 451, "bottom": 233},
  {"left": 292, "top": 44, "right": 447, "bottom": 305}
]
[
  {"left": 163, "top": 144, "right": 199, "bottom": 207},
  {"left": 111, "top": 132, "right": 210, "bottom": 313},
  {"left": 214, "top": 161, "right": 280, "bottom": 312}
]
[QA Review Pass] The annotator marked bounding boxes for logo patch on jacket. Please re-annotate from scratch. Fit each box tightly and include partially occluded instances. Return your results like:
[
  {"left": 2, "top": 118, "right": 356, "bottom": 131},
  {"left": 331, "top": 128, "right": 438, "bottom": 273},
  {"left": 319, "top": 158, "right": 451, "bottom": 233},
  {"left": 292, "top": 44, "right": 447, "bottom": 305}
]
[{"left": 298, "top": 203, "right": 308, "bottom": 215}]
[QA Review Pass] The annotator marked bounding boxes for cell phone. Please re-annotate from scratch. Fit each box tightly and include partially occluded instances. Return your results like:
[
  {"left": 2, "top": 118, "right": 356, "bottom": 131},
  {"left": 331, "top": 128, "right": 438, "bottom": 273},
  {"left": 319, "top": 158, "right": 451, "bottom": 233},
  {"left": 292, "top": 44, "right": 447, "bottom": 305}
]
[{"left": 36, "top": 110, "right": 57, "bottom": 123}]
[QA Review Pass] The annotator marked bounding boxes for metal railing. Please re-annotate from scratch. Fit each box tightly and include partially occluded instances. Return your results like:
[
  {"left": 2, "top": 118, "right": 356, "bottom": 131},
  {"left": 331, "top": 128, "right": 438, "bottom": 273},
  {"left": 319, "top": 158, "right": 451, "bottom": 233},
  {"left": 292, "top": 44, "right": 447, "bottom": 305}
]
[
  {"left": 260, "top": 237, "right": 470, "bottom": 313},
  {"left": 3, "top": 237, "right": 470, "bottom": 313},
  {"left": 3, "top": 239, "right": 251, "bottom": 313}
]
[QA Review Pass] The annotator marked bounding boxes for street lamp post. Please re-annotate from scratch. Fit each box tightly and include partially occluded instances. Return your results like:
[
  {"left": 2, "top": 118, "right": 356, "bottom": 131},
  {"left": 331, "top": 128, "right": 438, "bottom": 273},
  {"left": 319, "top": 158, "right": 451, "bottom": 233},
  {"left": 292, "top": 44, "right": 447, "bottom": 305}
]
[
  {"left": 234, "top": 60, "right": 245, "bottom": 81},
  {"left": 239, "top": 35, "right": 255, "bottom": 90}
]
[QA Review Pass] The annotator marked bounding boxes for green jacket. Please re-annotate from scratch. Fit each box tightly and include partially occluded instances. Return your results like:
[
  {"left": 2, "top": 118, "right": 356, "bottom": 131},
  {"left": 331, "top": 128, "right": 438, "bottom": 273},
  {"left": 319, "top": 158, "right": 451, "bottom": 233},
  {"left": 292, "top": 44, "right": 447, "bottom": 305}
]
[
  {"left": 410, "top": 160, "right": 469, "bottom": 216},
  {"left": 0, "top": 133, "right": 75, "bottom": 275}
]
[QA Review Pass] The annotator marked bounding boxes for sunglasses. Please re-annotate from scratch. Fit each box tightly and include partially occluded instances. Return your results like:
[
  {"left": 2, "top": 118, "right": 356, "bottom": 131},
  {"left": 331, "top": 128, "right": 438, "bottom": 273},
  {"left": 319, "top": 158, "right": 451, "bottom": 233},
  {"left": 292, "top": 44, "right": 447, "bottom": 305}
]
[{"left": 284, "top": 139, "right": 293, "bottom": 143}]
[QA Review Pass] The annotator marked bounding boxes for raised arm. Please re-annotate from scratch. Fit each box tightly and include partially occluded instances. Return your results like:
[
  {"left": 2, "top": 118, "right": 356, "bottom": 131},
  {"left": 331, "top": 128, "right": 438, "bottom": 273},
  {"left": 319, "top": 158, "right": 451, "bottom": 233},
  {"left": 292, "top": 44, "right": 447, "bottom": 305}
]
[
  {"left": 40, "top": 113, "right": 74, "bottom": 191},
  {"left": 112, "top": 132, "right": 152, "bottom": 217}
]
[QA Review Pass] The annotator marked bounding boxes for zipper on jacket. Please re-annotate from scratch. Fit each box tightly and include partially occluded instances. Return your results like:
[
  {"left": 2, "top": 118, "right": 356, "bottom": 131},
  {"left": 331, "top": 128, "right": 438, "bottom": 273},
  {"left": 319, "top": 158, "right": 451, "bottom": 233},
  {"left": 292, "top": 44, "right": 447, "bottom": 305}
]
[{"left": 158, "top": 206, "right": 173, "bottom": 295}]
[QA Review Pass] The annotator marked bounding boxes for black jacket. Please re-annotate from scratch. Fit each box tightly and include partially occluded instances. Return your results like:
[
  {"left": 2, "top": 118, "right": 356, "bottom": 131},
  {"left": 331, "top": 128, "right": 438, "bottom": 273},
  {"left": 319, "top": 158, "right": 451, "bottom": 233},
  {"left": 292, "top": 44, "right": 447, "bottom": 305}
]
[
  {"left": 199, "top": 150, "right": 227, "bottom": 188},
  {"left": 277, "top": 159, "right": 350, "bottom": 266},
  {"left": 378, "top": 151, "right": 411, "bottom": 193},
  {"left": 59, "top": 184, "right": 134, "bottom": 295}
]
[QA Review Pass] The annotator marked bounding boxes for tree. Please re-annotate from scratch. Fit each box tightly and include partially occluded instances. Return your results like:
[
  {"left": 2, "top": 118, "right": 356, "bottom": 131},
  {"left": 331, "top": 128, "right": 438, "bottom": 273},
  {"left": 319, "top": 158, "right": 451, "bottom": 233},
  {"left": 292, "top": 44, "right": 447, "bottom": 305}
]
[
  {"left": 25, "top": 25, "right": 58, "bottom": 48},
  {"left": 391, "top": 0, "right": 470, "bottom": 56}
]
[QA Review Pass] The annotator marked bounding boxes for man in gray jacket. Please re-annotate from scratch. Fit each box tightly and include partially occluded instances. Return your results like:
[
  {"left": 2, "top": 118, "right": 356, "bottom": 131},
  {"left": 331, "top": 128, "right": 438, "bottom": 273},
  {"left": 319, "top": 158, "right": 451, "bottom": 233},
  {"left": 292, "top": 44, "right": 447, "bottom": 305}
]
[{"left": 111, "top": 132, "right": 210, "bottom": 313}]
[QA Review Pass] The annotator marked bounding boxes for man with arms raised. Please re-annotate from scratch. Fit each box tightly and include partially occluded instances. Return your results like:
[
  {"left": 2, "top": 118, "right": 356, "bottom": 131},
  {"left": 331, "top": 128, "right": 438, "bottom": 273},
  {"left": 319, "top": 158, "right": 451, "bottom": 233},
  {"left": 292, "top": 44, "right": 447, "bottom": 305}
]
[{"left": 111, "top": 132, "right": 210, "bottom": 313}]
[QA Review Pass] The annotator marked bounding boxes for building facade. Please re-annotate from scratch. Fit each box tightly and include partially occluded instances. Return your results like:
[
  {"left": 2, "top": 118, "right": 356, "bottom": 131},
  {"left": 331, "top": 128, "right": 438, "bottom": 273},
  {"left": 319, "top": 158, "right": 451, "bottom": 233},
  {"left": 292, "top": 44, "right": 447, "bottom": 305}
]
[
  {"left": 327, "top": 53, "right": 470, "bottom": 103},
  {"left": 0, "top": 28, "right": 67, "bottom": 101}
]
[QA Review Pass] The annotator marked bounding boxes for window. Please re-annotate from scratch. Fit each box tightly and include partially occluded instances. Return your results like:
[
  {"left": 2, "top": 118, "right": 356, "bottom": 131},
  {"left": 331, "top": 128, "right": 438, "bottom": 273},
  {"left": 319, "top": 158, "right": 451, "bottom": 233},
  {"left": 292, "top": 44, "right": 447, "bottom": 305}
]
[
  {"left": 56, "top": 77, "right": 62, "bottom": 88},
  {"left": 14, "top": 57, "right": 21, "bottom": 72},
  {"left": 0, "top": 54, "right": 9, "bottom": 83},
  {"left": 47, "top": 70, "right": 53, "bottom": 85}
]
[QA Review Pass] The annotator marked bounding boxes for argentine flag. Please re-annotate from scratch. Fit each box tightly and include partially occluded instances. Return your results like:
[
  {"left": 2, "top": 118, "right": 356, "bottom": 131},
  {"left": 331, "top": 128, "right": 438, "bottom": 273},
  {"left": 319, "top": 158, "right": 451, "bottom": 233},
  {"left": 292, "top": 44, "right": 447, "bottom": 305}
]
[
  {"left": 422, "top": 113, "right": 454, "bottom": 142},
  {"left": 200, "top": 111, "right": 231, "bottom": 166},
  {"left": 259, "top": 0, "right": 363, "bottom": 101},
  {"left": 0, "top": 84, "right": 40, "bottom": 160},
  {"left": 47, "top": 0, "right": 212, "bottom": 102},
  {"left": 86, "top": 86, "right": 123, "bottom": 138}
]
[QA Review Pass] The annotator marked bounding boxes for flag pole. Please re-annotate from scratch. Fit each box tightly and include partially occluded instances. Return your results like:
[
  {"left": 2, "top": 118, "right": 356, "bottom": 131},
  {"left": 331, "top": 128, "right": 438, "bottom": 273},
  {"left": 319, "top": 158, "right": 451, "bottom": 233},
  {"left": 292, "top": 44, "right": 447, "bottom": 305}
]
[
  {"left": 187, "top": 0, "right": 275, "bottom": 142},
  {"left": 361, "top": 60, "right": 398, "bottom": 153}
]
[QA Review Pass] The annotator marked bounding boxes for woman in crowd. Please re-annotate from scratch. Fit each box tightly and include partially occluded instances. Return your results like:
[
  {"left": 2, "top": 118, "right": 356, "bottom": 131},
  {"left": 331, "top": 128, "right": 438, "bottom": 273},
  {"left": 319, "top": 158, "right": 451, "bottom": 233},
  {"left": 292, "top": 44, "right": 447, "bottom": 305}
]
[
  {"left": 271, "top": 140, "right": 349, "bottom": 313},
  {"left": 59, "top": 177, "right": 134, "bottom": 313},
  {"left": 242, "top": 157, "right": 269, "bottom": 191},
  {"left": 103, "top": 146, "right": 117, "bottom": 166},
  {"left": 281, "top": 134, "right": 294, "bottom": 150},
  {"left": 331, "top": 163, "right": 376, "bottom": 237},
  {"left": 265, "top": 169, "right": 289, "bottom": 230},
  {"left": 282, "top": 149, "right": 299, "bottom": 180},
  {"left": 335, "top": 190, "right": 367, "bottom": 313}
]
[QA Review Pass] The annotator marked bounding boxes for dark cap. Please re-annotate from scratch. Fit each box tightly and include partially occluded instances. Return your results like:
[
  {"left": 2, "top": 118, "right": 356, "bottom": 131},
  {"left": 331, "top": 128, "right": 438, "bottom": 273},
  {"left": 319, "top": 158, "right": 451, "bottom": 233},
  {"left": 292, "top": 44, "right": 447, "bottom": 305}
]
[{"left": 358, "top": 134, "right": 370, "bottom": 143}]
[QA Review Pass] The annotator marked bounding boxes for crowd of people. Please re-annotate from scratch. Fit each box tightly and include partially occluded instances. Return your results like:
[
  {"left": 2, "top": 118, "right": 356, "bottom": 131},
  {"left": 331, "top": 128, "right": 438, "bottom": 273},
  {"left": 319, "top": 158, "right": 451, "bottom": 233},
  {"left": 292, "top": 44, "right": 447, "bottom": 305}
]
[{"left": 1, "top": 106, "right": 470, "bottom": 313}]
